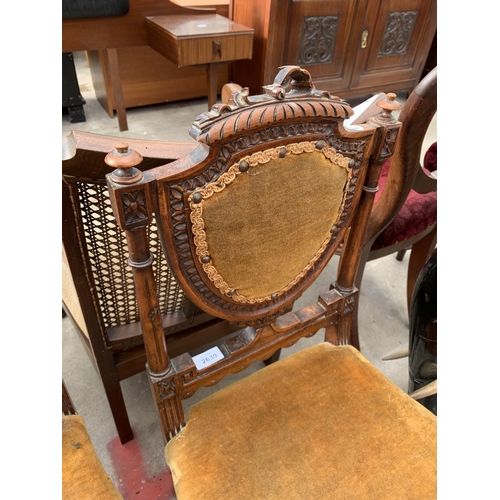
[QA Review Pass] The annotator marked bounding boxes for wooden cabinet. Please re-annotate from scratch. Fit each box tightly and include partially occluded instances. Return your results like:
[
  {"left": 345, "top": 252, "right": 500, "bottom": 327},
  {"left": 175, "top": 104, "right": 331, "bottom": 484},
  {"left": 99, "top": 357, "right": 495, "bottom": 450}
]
[{"left": 231, "top": 0, "right": 436, "bottom": 100}]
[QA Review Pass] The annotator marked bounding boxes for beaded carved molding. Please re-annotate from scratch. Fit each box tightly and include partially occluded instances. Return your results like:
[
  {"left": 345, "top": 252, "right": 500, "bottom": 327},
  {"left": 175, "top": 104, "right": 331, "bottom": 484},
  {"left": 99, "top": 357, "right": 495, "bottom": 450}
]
[{"left": 188, "top": 141, "right": 352, "bottom": 304}]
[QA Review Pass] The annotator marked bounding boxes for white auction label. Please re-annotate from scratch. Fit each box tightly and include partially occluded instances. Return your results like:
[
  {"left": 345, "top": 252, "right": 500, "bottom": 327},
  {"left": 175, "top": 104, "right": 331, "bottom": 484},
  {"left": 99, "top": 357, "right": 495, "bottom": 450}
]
[{"left": 192, "top": 346, "right": 224, "bottom": 370}]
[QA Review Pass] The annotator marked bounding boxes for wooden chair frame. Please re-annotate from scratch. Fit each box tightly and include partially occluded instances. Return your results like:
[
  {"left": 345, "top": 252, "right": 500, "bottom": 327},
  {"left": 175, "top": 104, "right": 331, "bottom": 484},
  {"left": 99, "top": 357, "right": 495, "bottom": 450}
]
[
  {"left": 104, "top": 65, "right": 402, "bottom": 443},
  {"left": 62, "top": 132, "right": 242, "bottom": 443}
]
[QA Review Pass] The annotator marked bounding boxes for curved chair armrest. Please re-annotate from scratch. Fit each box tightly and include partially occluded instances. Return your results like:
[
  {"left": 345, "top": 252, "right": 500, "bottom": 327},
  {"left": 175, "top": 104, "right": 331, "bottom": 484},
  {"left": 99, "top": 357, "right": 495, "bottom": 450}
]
[
  {"left": 63, "top": 130, "right": 198, "bottom": 178},
  {"left": 364, "top": 67, "right": 437, "bottom": 244},
  {"left": 413, "top": 166, "right": 437, "bottom": 194}
]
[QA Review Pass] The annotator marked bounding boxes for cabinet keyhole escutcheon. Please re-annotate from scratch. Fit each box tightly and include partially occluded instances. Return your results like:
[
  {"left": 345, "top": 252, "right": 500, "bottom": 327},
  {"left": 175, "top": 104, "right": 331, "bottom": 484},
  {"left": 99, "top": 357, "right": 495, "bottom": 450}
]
[{"left": 361, "top": 30, "right": 368, "bottom": 49}]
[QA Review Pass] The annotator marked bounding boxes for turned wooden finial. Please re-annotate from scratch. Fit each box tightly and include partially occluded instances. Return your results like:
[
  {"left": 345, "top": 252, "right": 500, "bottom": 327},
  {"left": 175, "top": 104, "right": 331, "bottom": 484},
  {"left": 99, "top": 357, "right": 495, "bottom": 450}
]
[
  {"left": 374, "top": 92, "right": 402, "bottom": 123},
  {"left": 105, "top": 142, "right": 144, "bottom": 184}
]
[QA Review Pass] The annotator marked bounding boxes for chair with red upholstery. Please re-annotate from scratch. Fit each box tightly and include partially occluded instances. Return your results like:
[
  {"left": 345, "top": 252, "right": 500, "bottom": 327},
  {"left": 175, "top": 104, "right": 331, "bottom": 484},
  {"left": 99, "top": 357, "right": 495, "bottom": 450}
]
[{"left": 351, "top": 66, "right": 437, "bottom": 350}]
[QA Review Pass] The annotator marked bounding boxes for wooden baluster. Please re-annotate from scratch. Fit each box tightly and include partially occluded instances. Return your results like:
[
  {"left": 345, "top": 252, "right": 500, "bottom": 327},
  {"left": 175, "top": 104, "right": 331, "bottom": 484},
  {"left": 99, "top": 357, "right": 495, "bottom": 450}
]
[
  {"left": 105, "top": 143, "right": 184, "bottom": 443},
  {"left": 333, "top": 94, "right": 402, "bottom": 347}
]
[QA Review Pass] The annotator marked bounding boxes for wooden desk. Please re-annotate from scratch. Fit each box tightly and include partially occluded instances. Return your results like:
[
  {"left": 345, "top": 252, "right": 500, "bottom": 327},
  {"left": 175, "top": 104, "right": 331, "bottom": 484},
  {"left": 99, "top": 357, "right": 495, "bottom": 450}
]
[
  {"left": 146, "top": 14, "right": 253, "bottom": 108},
  {"left": 62, "top": 0, "right": 236, "bottom": 131}
]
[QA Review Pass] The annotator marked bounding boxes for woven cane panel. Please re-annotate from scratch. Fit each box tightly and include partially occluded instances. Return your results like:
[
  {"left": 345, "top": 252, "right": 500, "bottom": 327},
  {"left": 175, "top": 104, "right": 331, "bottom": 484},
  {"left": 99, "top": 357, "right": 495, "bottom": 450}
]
[{"left": 77, "top": 182, "right": 186, "bottom": 332}]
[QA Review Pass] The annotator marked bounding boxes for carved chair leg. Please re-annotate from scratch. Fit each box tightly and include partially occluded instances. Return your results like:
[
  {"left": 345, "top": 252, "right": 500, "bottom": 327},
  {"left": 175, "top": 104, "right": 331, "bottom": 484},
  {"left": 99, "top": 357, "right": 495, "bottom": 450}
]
[
  {"left": 406, "top": 226, "right": 437, "bottom": 314},
  {"left": 149, "top": 371, "right": 186, "bottom": 445},
  {"left": 349, "top": 297, "right": 361, "bottom": 351}
]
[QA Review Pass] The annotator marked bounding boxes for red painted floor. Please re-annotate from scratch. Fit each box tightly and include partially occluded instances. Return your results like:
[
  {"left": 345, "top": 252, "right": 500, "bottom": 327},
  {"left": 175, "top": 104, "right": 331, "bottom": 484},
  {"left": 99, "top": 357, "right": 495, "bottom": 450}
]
[{"left": 106, "top": 434, "right": 177, "bottom": 500}]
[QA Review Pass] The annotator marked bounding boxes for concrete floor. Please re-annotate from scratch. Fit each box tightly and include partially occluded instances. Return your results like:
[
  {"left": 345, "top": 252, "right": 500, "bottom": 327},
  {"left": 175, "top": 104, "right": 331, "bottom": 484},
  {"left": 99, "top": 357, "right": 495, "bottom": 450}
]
[{"left": 62, "top": 51, "right": 437, "bottom": 500}]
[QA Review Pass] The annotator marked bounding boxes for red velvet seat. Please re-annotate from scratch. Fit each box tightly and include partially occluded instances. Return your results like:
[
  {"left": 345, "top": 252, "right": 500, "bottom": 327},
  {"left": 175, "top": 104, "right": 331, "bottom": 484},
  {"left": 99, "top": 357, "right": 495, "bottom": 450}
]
[
  {"left": 352, "top": 67, "right": 437, "bottom": 350},
  {"left": 372, "top": 142, "right": 437, "bottom": 252}
]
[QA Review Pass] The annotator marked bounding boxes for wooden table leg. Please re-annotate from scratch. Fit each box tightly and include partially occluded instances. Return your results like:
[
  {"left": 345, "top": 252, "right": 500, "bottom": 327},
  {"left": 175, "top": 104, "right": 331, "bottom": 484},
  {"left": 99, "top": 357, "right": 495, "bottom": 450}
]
[
  {"left": 206, "top": 63, "right": 220, "bottom": 110},
  {"left": 107, "top": 48, "right": 128, "bottom": 132}
]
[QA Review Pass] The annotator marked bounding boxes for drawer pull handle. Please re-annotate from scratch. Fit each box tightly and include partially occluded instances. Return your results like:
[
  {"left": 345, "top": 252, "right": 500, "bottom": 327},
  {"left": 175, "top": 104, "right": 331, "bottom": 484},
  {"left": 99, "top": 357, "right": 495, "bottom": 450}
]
[{"left": 212, "top": 40, "right": 222, "bottom": 60}]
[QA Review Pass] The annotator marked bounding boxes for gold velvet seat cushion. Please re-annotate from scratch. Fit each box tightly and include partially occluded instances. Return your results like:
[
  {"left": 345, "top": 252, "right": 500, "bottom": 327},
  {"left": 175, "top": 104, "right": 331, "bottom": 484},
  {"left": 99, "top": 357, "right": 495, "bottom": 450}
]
[
  {"left": 62, "top": 415, "right": 123, "bottom": 500},
  {"left": 165, "top": 342, "right": 436, "bottom": 500}
]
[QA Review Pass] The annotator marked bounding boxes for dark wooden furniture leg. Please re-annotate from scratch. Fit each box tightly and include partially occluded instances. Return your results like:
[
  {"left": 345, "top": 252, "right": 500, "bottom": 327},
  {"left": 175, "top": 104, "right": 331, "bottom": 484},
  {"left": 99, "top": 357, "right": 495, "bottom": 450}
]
[
  {"left": 100, "top": 356, "right": 134, "bottom": 443},
  {"left": 396, "top": 249, "right": 408, "bottom": 261},
  {"left": 206, "top": 63, "right": 220, "bottom": 109},
  {"left": 263, "top": 349, "right": 282, "bottom": 366},
  {"left": 62, "top": 52, "right": 86, "bottom": 123},
  {"left": 107, "top": 48, "right": 128, "bottom": 132},
  {"left": 64, "top": 303, "right": 134, "bottom": 444}
]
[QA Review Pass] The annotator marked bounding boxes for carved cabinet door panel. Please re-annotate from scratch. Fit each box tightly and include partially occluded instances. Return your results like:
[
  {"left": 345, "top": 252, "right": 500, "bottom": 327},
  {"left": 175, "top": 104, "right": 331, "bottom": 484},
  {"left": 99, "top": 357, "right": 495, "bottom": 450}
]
[
  {"left": 349, "top": 0, "right": 437, "bottom": 92},
  {"left": 283, "top": 0, "right": 359, "bottom": 92}
]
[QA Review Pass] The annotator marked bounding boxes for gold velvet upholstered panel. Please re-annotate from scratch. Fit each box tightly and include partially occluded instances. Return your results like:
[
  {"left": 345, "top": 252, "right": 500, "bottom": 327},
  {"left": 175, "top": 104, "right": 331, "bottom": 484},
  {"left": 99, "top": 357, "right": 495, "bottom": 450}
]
[
  {"left": 197, "top": 143, "right": 350, "bottom": 300},
  {"left": 165, "top": 343, "right": 436, "bottom": 500}
]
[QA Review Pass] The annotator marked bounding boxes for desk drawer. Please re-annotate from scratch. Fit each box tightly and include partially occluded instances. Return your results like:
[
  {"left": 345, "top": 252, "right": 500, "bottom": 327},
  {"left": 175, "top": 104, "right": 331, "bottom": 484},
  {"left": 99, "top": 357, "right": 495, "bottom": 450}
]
[{"left": 146, "top": 14, "right": 253, "bottom": 67}]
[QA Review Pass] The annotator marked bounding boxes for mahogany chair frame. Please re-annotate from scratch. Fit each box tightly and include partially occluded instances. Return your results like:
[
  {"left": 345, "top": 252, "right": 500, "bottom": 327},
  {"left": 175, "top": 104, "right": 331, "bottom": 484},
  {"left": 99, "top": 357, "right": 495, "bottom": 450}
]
[
  {"left": 104, "top": 65, "right": 402, "bottom": 443},
  {"left": 351, "top": 67, "right": 437, "bottom": 349}
]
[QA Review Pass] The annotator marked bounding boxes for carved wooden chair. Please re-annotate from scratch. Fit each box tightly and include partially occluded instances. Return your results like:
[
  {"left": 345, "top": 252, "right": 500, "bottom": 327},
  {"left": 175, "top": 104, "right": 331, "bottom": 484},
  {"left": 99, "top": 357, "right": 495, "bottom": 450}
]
[
  {"left": 351, "top": 67, "right": 437, "bottom": 349},
  {"left": 62, "top": 133, "right": 242, "bottom": 444},
  {"left": 105, "top": 66, "right": 436, "bottom": 499},
  {"left": 62, "top": 381, "right": 124, "bottom": 499}
]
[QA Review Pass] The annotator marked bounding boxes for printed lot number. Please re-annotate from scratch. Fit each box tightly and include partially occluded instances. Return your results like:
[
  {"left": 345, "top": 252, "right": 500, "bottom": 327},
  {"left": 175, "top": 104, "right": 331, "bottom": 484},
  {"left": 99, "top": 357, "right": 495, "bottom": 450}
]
[{"left": 192, "top": 346, "right": 224, "bottom": 370}]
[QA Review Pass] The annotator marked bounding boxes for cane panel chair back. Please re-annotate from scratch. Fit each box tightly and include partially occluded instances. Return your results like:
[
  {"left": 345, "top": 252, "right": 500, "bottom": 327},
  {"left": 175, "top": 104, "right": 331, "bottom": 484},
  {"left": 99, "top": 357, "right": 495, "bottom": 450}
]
[
  {"left": 62, "top": 133, "right": 239, "bottom": 443},
  {"left": 105, "top": 66, "right": 436, "bottom": 499}
]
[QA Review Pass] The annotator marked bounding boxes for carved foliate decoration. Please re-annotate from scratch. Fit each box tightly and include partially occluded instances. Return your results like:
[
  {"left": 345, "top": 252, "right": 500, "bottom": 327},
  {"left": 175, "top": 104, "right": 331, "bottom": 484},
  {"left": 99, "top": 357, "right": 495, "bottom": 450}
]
[
  {"left": 189, "top": 66, "right": 351, "bottom": 143},
  {"left": 379, "top": 11, "right": 417, "bottom": 57},
  {"left": 343, "top": 295, "right": 356, "bottom": 315},
  {"left": 379, "top": 126, "right": 400, "bottom": 159},
  {"left": 157, "top": 379, "right": 176, "bottom": 400},
  {"left": 298, "top": 16, "right": 339, "bottom": 66},
  {"left": 122, "top": 189, "right": 148, "bottom": 225}
]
